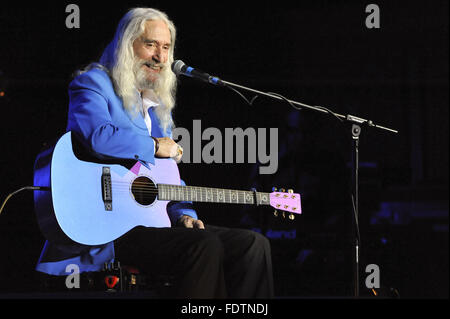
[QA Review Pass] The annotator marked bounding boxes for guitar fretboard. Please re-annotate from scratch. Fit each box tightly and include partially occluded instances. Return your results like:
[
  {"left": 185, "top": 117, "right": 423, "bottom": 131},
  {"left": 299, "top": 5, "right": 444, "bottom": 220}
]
[{"left": 157, "top": 184, "right": 271, "bottom": 206}]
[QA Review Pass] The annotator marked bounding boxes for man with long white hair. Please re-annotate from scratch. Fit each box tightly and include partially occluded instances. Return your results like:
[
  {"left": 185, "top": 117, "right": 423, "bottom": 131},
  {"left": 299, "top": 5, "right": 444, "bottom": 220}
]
[{"left": 35, "top": 7, "right": 274, "bottom": 298}]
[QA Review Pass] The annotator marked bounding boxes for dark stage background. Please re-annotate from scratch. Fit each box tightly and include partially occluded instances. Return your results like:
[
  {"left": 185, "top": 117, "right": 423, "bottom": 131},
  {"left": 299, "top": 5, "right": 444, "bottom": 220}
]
[{"left": 0, "top": 1, "right": 448, "bottom": 298}]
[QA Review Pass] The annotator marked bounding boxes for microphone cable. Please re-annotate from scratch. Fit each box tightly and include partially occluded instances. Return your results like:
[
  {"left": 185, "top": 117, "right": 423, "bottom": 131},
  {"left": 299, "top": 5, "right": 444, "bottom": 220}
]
[{"left": 0, "top": 186, "right": 50, "bottom": 216}]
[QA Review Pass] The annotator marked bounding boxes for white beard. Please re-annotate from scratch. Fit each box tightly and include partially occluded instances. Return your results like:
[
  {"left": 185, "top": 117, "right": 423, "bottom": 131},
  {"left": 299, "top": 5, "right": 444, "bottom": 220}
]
[
  {"left": 126, "top": 57, "right": 175, "bottom": 134},
  {"left": 134, "top": 58, "right": 165, "bottom": 92}
]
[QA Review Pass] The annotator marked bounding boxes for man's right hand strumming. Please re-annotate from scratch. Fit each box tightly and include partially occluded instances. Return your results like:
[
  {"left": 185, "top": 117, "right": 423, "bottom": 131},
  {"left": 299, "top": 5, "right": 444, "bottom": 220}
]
[{"left": 155, "top": 137, "right": 183, "bottom": 162}]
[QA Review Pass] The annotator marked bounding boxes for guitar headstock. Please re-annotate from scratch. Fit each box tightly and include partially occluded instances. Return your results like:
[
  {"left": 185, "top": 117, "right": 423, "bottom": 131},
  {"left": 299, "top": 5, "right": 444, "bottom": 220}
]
[{"left": 269, "top": 188, "right": 302, "bottom": 220}]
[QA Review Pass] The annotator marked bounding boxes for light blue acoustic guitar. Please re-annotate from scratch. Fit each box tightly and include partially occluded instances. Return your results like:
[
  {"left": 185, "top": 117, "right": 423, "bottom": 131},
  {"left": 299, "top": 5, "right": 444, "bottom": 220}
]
[{"left": 33, "top": 132, "right": 301, "bottom": 246}]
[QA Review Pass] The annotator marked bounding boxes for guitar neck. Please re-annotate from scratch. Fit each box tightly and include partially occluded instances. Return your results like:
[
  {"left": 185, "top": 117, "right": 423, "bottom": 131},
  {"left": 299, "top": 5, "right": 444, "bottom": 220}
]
[{"left": 157, "top": 184, "right": 271, "bottom": 206}]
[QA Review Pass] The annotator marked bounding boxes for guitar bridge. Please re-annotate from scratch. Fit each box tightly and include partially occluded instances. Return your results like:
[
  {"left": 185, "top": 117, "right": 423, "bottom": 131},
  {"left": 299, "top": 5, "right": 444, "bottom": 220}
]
[{"left": 101, "top": 167, "right": 112, "bottom": 211}]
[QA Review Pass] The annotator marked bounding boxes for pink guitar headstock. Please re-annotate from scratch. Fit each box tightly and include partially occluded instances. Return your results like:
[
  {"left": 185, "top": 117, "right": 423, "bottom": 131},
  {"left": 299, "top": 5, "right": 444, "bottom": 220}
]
[{"left": 269, "top": 188, "right": 302, "bottom": 220}]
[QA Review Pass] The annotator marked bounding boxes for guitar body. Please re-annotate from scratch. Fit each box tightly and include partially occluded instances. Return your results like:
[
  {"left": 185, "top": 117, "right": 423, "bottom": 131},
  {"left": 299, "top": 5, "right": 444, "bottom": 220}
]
[
  {"left": 34, "top": 132, "right": 302, "bottom": 246},
  {"left": 34, "top": 132, "right": 180, "bottom": 246}
]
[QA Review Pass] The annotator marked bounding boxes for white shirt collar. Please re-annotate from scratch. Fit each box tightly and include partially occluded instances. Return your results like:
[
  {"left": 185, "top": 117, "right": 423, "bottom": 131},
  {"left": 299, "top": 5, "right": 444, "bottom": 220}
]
[
  {"left": 141, "top": 89, "right": 159, "bottom": 110},
  {"left": 138, "top": 89, "right": 159, "bottom": 137}
]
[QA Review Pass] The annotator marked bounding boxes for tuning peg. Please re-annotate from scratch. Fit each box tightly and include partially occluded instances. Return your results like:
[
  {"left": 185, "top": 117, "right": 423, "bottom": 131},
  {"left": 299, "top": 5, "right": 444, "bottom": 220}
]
[
  {"left": 282, "top": 211, "right": 286, "bottom": 218},
  {"left": 272, "top": 187, "right": 277, "bottom": 192},
  {"left": 273, "top": 210, "right": 279, "bottom": 217},
  {"left": 280, "top": 188, "right": 285, "bottom": 193},
  {"left": 288, "top": 189, "right": 293, "bottom": 193},
  {"left": 289, "top": 213, "right": 295, "bottom": 220}
]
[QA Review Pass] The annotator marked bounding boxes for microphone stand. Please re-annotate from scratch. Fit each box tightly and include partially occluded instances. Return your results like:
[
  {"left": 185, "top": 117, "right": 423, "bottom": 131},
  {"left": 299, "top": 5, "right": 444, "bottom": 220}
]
[{"left": 219, "top": 79, "right": 398, "bottom": 297}]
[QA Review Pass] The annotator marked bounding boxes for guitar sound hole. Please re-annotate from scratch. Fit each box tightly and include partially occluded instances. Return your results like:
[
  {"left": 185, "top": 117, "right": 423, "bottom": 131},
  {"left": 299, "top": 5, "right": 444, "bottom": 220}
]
[{"left": 131, "top": 176, "right": 157, "bottom": 206}]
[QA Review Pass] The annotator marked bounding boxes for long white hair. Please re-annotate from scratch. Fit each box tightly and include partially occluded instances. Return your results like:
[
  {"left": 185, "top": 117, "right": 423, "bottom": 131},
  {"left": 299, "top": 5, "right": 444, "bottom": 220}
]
[{"left": 90, "top": 8, "right": 178, "bottom": 133}]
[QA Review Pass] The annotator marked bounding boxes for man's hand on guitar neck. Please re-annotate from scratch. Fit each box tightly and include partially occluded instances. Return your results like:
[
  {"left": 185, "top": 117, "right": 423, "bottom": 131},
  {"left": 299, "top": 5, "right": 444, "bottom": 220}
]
[{"left": 177, "top": 215, "right": 205, "bottom": 229}]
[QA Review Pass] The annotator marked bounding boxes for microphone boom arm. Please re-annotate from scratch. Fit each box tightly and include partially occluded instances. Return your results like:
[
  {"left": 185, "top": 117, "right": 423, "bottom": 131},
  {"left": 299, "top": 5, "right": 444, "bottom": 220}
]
[{"left": 221, "top": 79, "right": 398, "bottom": 134}]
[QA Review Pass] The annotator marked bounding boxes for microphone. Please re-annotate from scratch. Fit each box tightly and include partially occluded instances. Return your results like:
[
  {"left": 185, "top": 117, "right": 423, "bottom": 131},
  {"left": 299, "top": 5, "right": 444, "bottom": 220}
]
[{"left": 171, "top": 60, "right": 225, "bottom": 86}]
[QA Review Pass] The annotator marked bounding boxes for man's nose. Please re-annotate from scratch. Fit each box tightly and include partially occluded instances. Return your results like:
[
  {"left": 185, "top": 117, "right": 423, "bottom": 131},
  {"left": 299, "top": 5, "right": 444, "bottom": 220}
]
[
  {"left": 152, "top": 54, "right": 161, "bottom": 64},
  {"left": 152, "top": 50, "right": 160, "bottom": 62},
  {"left": 152, "top": 46, "right": 167, "bottom": 64},
  {"left": 153, "top": 46, "right": 163, "bottom": 62}
]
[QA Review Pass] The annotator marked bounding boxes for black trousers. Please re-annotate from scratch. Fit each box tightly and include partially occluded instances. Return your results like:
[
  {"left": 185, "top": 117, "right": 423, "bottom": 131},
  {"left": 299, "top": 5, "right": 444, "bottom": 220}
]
[{"left": 114, "top": 225, "right": 274, "bottom": 299}]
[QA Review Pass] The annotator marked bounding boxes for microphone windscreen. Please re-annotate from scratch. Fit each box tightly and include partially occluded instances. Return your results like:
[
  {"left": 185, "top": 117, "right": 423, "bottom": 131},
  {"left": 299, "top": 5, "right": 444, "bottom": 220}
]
[{"left": 171, "top": 60, "right": 185, "bottom": 76}]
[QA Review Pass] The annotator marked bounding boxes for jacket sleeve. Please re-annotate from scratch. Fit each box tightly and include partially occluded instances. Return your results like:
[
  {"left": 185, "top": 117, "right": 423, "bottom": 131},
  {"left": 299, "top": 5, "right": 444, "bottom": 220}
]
[
  {"left": 166, "top": 179, "right": 199, "bottom": 226},
  {"left": 67, "top": 69, "right": 156, "bottom": 163}
]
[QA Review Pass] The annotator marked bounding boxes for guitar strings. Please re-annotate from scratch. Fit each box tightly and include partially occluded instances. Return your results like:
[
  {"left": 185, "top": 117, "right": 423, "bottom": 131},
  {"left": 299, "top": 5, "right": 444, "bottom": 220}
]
[
  {"left": 110, "top": 186, "right": 266, "bottom": 197},
  {"left": 106, "top": 183, "right": 271, "bottom": 202},
  {"left": 107, "top": 178, "right": 278, "bottom": 194},
  {"left": 102, "top": 179, "right": 274, "bottom": 204},
  {"left": 108, "top": 180, "right": 266, "bottom": 195},
  {"left": 102, "top": 185, "right": 288, "bottom": 209},
  {"left": 108, "top": 186, "right": 264, "bottom": 197}
]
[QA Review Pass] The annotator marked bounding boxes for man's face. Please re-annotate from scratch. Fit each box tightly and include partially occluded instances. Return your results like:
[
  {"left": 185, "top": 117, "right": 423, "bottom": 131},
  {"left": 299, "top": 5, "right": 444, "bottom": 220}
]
[{"left": 132, "top": 19, "right": 171, "bottom": 84}]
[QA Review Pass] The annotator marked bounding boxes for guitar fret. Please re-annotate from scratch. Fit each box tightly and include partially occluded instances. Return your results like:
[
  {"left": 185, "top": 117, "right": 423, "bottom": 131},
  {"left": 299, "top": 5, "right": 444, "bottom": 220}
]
[{"left": 259, "top": 192, "right": 270, "bottom": 205}]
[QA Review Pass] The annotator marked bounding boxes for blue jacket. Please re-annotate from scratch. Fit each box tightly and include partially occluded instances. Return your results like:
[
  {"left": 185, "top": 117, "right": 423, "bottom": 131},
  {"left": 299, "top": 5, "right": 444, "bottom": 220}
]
[{"left": 36, "top": 67, "right": 197, "bottom": 276}]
